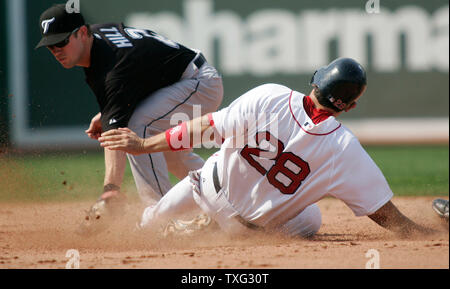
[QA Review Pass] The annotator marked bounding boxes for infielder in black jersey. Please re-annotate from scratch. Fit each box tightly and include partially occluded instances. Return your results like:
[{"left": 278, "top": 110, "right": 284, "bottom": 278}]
[{"left": 36, "top": 4, "right": 223, "bottom": 233}]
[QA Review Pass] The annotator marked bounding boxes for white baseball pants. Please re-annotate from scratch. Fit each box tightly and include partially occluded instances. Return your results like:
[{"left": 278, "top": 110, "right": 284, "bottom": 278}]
[
  {"left": 140, "top": 156, "right": 322, "bottom": 238},
  {"left": 127, "top": 54, "right": 223, "bottom": 204}
]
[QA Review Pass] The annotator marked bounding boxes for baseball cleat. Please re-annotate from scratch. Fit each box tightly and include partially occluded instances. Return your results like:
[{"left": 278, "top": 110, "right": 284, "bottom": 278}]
[
  {"left": 432, "top": 199, "right": 449, "bottom": 221},
  {"left": 162, "top": 214, "right": 212, "bottom": 238}
]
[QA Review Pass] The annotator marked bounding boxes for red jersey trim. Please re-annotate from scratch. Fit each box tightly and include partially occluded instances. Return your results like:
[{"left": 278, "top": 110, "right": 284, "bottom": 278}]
[
  {"left": 289, "top": 91, "right": 341, "bottom": 136},
  {"left": 302, "top": 95, "right": 333, "bottom": 124}
]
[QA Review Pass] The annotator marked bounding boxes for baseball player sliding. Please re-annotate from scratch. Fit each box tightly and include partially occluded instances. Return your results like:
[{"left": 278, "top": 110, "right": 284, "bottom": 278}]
[
  {"left": 99, "top": 58, "right": 436, "bottom": 238},
  {"left": 35, "top": 4, "right": 223, "bottom": 232}
]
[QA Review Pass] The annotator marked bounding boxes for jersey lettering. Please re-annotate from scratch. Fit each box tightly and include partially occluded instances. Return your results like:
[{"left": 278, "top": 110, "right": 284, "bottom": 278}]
[
  {"left": 124, "top": 28, "right": 180, "bottom": 49},
  {"left": 100, "top": 27, "right": 133, "bottom": 48},
  {"left": 240, "top": 131, "right": 284, "bottom": 175},
  {"left": 266, "top": 151, "right": 310, "bottom": 195},
  {"left": 240, "top": 131, "right": 310, "bottom": 195},
  {"left": 124, "top": 28, "right": 152, "bottom": 39}
]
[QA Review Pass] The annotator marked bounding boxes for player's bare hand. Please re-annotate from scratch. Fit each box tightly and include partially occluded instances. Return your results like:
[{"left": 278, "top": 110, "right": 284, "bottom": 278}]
[
  {"left": 85, "top": 112, "right": 102, "bottom": 140},
  {"left": 99, "top": 128, "right": 146, "bottom": 155}
]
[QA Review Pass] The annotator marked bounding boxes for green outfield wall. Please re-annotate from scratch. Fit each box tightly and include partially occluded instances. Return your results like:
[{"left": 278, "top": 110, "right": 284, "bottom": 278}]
[
  {"left": 0, "top": 0, "right": 8, "bottom": 145},
  {"left": 2, "top": 0, "right": 449, "bottom": 148}
]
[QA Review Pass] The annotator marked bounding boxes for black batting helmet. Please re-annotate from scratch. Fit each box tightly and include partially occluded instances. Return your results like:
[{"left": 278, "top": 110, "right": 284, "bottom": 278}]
[{"left": 310, "top": 58, "right": 367, "bottom": 111}]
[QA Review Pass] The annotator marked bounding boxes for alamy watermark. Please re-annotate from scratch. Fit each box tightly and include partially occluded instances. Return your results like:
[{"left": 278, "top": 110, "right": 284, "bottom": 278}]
[
  {"left": 65, "top": 249, "right": 80, "bottom": 269},
  {"left": 365, "top": 249, "right": 380, "bottom": 269},
  {"left": 66, "top": 0, "right": 80, "bottom": 14},
  {"left": 365, "top": 0, "right": 380, "bottom": 14}
]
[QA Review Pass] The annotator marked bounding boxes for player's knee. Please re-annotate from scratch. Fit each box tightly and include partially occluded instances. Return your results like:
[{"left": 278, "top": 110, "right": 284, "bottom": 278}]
[
  {"left": 281, "top": 204, "right": 322, "bottom": 238},
  {"left": 302, "top": 206, "right": 322, "bottom": 238}
]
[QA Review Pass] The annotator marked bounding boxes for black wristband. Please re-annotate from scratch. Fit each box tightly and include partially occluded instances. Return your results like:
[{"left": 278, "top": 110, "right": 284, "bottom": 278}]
[{"left": 103, "top": 184, "right": 120, "bottom": 192}]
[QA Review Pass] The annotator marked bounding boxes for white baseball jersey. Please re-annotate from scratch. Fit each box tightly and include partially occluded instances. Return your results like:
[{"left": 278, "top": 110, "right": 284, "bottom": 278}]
[{"left": 210, "top": 83, "right": 393, "bottom": 229}]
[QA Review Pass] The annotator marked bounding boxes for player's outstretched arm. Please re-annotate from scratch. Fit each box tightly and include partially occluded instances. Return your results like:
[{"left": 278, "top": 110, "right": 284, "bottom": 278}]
[
  {"left": 99, "top": 114, "right": 213, "bottom": 155},
  {"left": 368, "top": 201, "right": 437, "bottom": 237}
]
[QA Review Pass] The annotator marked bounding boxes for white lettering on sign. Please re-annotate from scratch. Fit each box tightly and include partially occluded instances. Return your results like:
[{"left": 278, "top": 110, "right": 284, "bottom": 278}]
[{"left": 126, "top": 0, "right": 449, "bottom": 74}]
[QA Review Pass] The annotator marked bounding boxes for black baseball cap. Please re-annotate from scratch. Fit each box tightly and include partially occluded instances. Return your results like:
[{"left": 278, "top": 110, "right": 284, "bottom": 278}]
[{"left": 35, "top": 4, "right": 85, "bottom": 49}]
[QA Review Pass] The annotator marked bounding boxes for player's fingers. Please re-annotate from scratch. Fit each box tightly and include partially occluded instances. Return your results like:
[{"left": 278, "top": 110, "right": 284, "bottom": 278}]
[
  {"left": 99, "top": 134, "right": 124, "bottom": 142},
  {"left": 100, "top": 129, "right": 122, "bottom": 137},
  {"left": 117, "top": 127, "right": 138, "bottom": 138},
  {"left": 86, "top": 127, "right": 102, "bottom": 136},
  {"left": 100, "top": 130, "right": 131, "bottom": 140},
  {"left": 100, "top": 140, "right": 123, "bottom": 148},
  {"left": 86, "top": 118, "right": 98, "bottom": 131},
  {"left": 104, "top": 127, "right": 129, "bottom": 133},
  {"left": 98, "top": 135, "right": 126, "bottom": 143}
]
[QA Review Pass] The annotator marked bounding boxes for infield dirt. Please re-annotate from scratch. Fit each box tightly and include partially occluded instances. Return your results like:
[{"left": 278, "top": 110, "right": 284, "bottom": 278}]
[{"left": 0, "top": 196, "right": 448, "bottom": 269}]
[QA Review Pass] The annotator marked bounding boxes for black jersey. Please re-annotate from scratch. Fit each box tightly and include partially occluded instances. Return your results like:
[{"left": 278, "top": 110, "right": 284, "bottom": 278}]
[{"left": 84, "top": 23, "right": 197, "bottom": 131}]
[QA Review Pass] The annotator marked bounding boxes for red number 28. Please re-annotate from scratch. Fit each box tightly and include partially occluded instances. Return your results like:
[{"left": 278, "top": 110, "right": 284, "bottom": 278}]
[{"left": 240, "top": 132, "right": 310, "bottom": 195}]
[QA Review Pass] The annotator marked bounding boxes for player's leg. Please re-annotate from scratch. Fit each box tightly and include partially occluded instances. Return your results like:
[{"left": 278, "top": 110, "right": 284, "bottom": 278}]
[
  {"left": 127, "top": 57, "right": 223, "bottom": 203},
  {"left": 163, "top": 150, "right": 205, "bottom": 180},
  {"left": 191, "top": 156, "right": 252, "bottom": 235},
  {"left": 126, "top": 151, "right": 172, "bottom": 205},
  {"left": 163, "top": 61, "right": 223, "bottom": 178},
  {"left": 125, "top": 78, "right": 199, "bottom": 203},
  {"left": 278, "top": 204, "right": 322, "bottom": 238},
  {"left": 140, "top": 175, "right": 202, "bottom": 230}
]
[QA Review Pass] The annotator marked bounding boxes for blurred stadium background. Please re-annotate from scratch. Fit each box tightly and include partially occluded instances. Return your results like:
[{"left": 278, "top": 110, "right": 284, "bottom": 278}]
[
  {"left": 0, "top": 0, "right": 448, "bottom": 149},
  {"left": 0, "top": 1, "right": 448, "bottom": 202}
]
